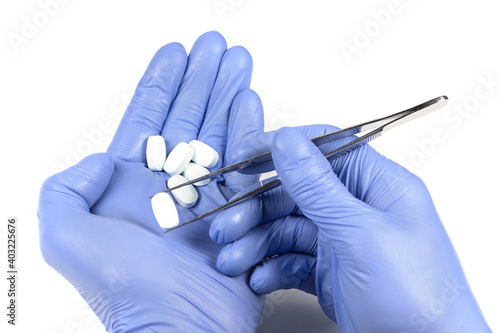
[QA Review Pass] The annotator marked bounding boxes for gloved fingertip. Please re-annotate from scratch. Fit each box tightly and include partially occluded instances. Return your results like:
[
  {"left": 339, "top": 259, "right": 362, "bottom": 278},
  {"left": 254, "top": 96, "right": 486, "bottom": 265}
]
[
  {"left": 155, "top": 42, "right": 187, "bottom": 62},
  {"left": 233, "top": 88, "right": 260, "bottom": 105},
  {"left": 250, "top": 268, "right": 275, "bottom": 295},
  {"left": 273, "top": 127, "right": 322, "bottom": 169},
  {"left": 223, "top": 45, "right": 253, "bottom": 72},
  {"left": 226, "top": 142, "right": 260, "bottom": 166},
  {"left": 61, "top": 153, "right": 115, "bottom": 187},
  {"left": 209, "top": 222, "right": 223, "bottom": 244},
  {"left": 210, "top": 198, "right": 262, "bottom": 244},
  {"left": 216, "top": 248, "right": 228, "bottom": 272},
  {"left": 216, "top": 245, "right": 244, "bottom": 277},
  {"left": 200, "top": 30, "right": 225, "bottom": 42},
  {"left": 197, "top": 31, "right": 227, "bottom": 52},
  {"left": 210, "top": 212, "right": 234, "bottom": 244},
  {"left": 95, "top": 152, "right": 115, "bottom": 174}
]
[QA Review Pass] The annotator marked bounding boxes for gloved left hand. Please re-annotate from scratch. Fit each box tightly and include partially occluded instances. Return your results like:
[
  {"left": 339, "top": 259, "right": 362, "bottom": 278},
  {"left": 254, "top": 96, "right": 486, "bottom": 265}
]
[{"left": 38, "top": 32, "right": 265, "bottom": 332}]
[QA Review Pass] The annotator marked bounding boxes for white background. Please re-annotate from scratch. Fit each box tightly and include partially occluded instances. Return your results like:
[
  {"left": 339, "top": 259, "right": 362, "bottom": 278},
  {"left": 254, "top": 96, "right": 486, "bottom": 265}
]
[{"left": 1, "top": 0, "right": 499, "bottom": 332}]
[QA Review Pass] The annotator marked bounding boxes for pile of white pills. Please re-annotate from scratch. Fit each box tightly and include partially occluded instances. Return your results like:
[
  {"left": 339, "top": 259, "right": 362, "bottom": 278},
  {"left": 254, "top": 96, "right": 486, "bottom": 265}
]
[{"left": 146, "top": 136, "right": 219, "bottom": 229}]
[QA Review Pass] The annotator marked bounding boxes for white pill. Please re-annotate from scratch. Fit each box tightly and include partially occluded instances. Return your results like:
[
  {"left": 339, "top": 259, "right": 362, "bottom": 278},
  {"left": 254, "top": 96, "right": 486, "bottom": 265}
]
[
  {"left": 146, "top": 136, "right": 167, "bottom": 171},
  {"left": 151, "top": 192, "right": 179, "bottom": 229},
  {"left": 182, "top": 162, "right": 210, "bottom": 186},
  {"left": 167, "top": 175, "right": 198, "bottom": 208},
  {"left": 163, "top": 142, "right": 194, "bottom": 176},
  {"left": 189, "top": 140, "right": 219, "bottom": 168}
]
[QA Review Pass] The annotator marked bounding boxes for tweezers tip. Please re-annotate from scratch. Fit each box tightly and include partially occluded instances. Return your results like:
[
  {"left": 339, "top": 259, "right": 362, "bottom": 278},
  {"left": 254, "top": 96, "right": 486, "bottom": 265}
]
[{"left": 149, "top": 189, "right": 170, "bottom": 199}]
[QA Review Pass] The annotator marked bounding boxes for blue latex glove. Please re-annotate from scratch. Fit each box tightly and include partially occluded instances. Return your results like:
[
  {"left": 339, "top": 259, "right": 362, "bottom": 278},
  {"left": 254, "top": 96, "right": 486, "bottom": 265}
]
[
  {"left": 38, "top": 31, "right": 266, "bottom": 332},
  {"left": 212, "top": 126, "right": 492, "bottom": 332},
  {"left": 210, "top": 125, "right": 349, "bottom": 296}
]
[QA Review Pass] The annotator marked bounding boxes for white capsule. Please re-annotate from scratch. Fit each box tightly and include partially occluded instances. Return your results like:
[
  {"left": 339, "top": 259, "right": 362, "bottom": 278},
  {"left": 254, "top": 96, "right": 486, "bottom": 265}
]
[
  {"left": 189, "top": 140, "right": 219, "bottom": 168},
  {"left": 146, "top": 136, "right": 167, "bottom": 171},
  {"left": 151, "top": 192, "right": 179, "bottom": 229},
  {"left": 167, "top": 175, "right": 198, "bottom": 208},
  {"left": 182, "top": 162, "right": 210, "bottom": 186},
  {"left": 163, "top": 142, "right": 194, "bottom": 176}
]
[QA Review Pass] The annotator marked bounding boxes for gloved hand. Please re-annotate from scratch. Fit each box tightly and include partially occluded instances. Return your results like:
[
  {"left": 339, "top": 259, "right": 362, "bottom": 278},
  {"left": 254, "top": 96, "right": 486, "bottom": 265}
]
[
  {"left": 210, "top": 124, "right": 352, "bottom": 297},
  {"left": 38, "top": 31, "right": 265, "bottom": 332},
  {"left": 212, "top": 126, "right": 492, "bottom": 332}
]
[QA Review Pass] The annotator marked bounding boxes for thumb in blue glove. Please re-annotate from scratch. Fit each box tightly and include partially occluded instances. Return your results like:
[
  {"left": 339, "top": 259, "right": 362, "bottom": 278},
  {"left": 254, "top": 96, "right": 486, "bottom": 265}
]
[{"left": 270, "top": 127, "right": 491, "bottom": 332}]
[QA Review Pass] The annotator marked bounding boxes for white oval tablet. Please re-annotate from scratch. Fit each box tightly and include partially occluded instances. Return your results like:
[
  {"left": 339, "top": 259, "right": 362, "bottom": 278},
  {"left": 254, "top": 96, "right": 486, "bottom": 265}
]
[
  {"left": 163, "top": 142, "right": 194, "bottom": 176},
  {"left": 146, "top": 136, "right": 167, "bottom": 171},
  {"left": 189, "top": 140, "right": 219, "bottom": 168},
  {"left": 182, "top": 162, "right": 210, "bottom": 186},
  {"left": 167, "top": 175, "right": 198, "bottom": 208},
  {"left": 151, "top": 192, "right": 179, "bottom": 229}
]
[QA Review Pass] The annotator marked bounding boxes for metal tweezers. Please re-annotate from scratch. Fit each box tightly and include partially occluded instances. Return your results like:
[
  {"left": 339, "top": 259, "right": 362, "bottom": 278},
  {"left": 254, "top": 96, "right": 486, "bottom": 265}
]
[{"left": 160, "top": 95, "right": 448, "bottom": 233}]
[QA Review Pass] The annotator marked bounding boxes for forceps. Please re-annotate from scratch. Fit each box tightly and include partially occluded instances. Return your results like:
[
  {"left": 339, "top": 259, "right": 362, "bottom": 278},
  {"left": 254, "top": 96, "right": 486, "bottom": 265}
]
[{"left": 160, "top": 95, "right": 448, "bottom": 233}]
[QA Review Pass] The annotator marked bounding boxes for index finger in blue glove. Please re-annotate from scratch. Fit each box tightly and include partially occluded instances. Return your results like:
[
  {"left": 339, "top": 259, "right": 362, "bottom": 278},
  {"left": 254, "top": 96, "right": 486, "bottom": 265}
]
[
  {"left": 210, "top": 185, "right": 297, "bottom": 244},
  {"left": 107, "top": 43, "right": 187, "bottom": 162},
  {"left": 250, "top": 253, "right": 317, "bottom": 296},
  {"left": 227, "top": 124, "right": 415, "bottom": 230},
  {"left": 223, "top": 89, "right": 264, "bottom": 192},
  {"left": 228, "top": 124, "right": 345, "bottom": 175},
  {"left": 161, "top": 31, "right": 227, "bottom": 152},
  {"left": 216, "top": 215, "right": 317, "bottom": 298},
  {"left": 216, "top": 215, "right": 317, "bottom": 276},
  {"left": 210, "top": 124, "right": 353, "bottom": 244},
  {"left": 196, "top": 46, "right": 253, "bottom": 169}
]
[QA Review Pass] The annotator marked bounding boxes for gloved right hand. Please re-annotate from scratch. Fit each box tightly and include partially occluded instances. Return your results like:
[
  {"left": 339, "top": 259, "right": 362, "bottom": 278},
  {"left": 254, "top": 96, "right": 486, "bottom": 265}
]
[{"left": 212, "top": 126, "right": 492, "bottom": 332}]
